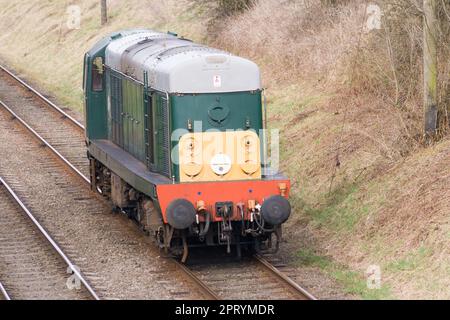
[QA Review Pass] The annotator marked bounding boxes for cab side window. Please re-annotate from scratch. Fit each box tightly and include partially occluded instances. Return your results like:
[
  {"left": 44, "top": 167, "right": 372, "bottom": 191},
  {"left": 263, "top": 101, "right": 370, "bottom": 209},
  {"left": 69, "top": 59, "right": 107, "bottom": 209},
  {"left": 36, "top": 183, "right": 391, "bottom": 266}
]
[{"left": 92, "top": 57, "right": 104, "bottom": 92}]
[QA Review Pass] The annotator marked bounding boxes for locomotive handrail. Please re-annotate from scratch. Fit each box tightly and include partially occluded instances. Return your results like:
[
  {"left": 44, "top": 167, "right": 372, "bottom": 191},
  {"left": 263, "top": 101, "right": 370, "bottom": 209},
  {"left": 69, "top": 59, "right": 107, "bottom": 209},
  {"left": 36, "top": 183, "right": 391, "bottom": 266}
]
[
  {"left": 105, "top": 65, "right": 145, "bottom": 86},
  {"left": 261, "top": 88, "right": 269, "bottom": 174}
]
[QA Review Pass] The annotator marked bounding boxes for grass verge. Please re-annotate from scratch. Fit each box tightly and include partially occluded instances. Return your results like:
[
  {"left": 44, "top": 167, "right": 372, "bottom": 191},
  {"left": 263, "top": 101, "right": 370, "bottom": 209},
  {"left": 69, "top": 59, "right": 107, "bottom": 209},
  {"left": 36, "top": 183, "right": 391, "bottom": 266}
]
[{"left": 296, "top": 248, "right": 393, "bottom": 300}]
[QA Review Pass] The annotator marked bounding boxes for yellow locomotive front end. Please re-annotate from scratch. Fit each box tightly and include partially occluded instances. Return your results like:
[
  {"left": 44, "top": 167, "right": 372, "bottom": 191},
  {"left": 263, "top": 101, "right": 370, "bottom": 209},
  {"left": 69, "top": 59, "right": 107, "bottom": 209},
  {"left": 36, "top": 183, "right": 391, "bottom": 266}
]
[{"left": 178, "top": 130, "right": 261, "bottom": 183}]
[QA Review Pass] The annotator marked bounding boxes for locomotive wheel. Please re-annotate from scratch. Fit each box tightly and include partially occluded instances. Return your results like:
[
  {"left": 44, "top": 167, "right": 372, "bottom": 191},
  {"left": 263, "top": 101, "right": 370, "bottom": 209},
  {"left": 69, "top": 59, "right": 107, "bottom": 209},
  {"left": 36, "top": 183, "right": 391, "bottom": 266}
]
[
  {"left": 253, "top": 238, "right": 261, "bottom": 254},
  {"left": 111, "top": 205, "right": 120, "bottom": 214},
  {"left": 156, "top": 226, "right": 165, "bottom": 249}
]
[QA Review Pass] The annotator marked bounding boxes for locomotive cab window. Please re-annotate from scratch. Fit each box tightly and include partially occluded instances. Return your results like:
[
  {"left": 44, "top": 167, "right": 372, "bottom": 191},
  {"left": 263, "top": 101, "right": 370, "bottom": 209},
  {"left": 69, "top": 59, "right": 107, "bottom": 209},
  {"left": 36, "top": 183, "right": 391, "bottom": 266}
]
[{"left": 92, "top": 57, "right": 104, "bottom": 92}]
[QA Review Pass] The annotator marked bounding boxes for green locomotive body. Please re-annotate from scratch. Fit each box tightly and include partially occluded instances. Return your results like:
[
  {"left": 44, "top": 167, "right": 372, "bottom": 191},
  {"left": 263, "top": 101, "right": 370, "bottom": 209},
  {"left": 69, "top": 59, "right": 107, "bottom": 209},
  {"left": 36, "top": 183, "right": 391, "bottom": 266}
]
[{"left": 84, "top": 29, "right": 291, "bottom": 261}]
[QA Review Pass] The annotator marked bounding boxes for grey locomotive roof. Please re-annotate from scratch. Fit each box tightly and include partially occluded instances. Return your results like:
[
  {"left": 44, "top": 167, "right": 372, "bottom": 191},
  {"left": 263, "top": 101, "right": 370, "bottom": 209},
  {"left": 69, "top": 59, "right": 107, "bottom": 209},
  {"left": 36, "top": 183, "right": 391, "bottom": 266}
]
[{"left": 105, "top": 29, "right": 261, "bottom": 93}]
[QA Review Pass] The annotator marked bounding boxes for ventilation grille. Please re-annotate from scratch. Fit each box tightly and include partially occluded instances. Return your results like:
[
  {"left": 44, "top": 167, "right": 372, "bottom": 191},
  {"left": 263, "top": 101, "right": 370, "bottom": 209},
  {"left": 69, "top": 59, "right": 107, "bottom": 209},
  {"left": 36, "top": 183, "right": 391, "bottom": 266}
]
[
  {"left": 159, "top": 97, "right": 170, "bottom": 177},
  {"left": 110, "top": 73, "right": 123, "bottom": 148}
]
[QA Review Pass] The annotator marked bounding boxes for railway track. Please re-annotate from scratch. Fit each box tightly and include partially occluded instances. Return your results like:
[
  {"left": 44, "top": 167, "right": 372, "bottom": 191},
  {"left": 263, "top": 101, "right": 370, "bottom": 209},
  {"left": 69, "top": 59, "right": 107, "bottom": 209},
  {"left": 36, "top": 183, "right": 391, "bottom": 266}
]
[
  {"left": 0, "top": 64, "right": 316, "bottom": 300},
  {"left": 0, "top": 282, "right": 11, "bottom": 301},
  {"left": 0, "top": 177, "right": 98, "bottom": 300},
  {"left": 254, "top": 255, "right": 316, "bottom": 300},
  {"left": 0, "top": 65, "right": 84, "bottom": 129},
  {"left": 186, "top": 254, "right": 316, "bottom": 300},
  {"left": 0, "top": 65, "right": 89, "bottom": 178}
]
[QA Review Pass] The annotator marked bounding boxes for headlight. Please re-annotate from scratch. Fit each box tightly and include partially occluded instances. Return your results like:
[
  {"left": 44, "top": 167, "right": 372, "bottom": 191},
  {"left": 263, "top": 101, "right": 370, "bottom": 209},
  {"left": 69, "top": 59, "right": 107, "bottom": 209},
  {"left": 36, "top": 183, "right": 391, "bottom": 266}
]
[{"left": 210, "top": 153, "right": 232, "bottom": 175}]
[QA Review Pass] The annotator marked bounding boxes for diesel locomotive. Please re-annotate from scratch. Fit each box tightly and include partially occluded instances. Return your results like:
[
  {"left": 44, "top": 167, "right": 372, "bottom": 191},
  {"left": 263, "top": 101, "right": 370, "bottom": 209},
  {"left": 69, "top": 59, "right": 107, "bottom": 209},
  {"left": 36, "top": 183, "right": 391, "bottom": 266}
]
[{"left": 83, "top": 29, "right": 291, "bottom": 261}]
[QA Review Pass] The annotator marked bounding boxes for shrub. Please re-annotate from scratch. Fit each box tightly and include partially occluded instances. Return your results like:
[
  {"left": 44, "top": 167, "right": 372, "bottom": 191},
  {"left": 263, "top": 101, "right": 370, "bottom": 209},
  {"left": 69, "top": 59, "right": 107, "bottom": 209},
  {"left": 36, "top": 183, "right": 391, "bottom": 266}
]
[{"left": 216, "top": 0, "right": 254, "bottom": 16}]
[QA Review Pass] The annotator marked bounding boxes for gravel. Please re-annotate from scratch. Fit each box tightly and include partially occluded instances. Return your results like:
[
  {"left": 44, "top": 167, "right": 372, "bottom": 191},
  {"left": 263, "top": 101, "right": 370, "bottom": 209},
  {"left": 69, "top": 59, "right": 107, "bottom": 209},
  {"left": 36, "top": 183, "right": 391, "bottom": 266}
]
[{"left": 0, "top": 186, "right": 93, "bottom": 300}]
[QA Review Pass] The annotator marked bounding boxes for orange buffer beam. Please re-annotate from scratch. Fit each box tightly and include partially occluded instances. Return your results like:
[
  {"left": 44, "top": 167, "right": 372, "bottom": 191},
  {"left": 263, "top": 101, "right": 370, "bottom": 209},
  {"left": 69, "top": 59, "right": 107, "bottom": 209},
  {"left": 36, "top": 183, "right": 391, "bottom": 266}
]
[{"left": 157, "top": 179, "right": 290, "bottom": 223}]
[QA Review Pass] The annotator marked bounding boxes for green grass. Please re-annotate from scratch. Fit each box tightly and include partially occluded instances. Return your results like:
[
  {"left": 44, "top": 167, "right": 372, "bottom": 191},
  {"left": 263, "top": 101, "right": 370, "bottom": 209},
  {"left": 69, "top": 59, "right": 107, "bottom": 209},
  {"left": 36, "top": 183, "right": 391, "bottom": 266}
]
[
  {"left": 268, "top": 87, "right": 376, "bottom": 233},
  {"left": 268, "top": 85, "right": 402, "bottom": 299},
  {"left": 297, "top": 248, "right": 331, "bottom": 269},
  {"left": 296, "top": 248, "right": 392, "bottom": 299},
  {"left": 297, "top": 181, "right": 370, "bottom": 232},
  {"left": 331, "top": 268, "right": 392, "bottom": 300},
  {"left": 267, "top": 84, "right": 327, "bottom": 119},
  {"left": 386, "top": 246, "right": 432, "bottom": 273}
]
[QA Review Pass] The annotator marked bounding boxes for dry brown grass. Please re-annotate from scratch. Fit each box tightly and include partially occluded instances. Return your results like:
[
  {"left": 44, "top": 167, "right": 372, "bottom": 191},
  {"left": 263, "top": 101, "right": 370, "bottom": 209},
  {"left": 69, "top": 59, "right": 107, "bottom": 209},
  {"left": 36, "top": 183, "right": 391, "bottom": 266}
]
[
  {"left": 210, "top": 0, "right": 450, "bottom": 298},
  {"left": 211, "top": 0, "right": 425, "bottom": 188},
  {"left": 211, "top": 0, "right": 363, "bottom": 86},
  {"left": 354, "top": 0, "right": 450, "bottom": 136},
  {"left": 212, "top": 0, "right": 450, "bottom": 137},
  {"left": 331, "top": 138, "right": 450, "bottom": 299}
]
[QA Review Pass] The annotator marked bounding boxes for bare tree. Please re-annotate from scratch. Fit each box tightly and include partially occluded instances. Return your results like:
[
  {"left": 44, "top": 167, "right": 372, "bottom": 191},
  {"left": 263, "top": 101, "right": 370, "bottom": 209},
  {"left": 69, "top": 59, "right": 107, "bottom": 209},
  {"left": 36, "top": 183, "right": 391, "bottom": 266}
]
[
  {"left": 101, "top": 0, "right": 108, "bottom": 25},
  {"left": 423, "top": 0, "right": 438, "bottom": 137}
]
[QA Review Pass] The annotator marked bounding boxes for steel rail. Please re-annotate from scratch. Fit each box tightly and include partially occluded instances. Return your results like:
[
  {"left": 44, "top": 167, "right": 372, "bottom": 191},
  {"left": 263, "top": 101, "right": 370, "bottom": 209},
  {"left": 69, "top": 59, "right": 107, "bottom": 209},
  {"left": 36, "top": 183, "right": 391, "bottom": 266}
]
[
  {"left": 173, "top": 261, "right": 220, "bottom": 300},
  {"left": 0, "top": 176, "right": 100, "bottom": 300},
  {"left": 254, "top": 255, "right": 317, "bottom": 300},
  {"left": 0, "top": 282, "right": 11, "bottom": 301},
  {"left": 0, "top": 100, "right": 90, "bottom": 185},
  {"left": 0, "top": 64, "right": 85, "bottom": 130}
]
